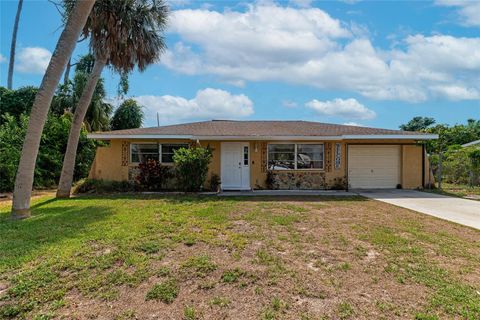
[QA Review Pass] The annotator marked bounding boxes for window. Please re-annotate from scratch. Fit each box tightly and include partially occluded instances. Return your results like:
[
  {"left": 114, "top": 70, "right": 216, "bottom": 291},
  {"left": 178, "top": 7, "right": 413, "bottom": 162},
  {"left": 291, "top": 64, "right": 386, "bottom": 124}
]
[
  {"left": 268, "top": 144, "right": 295, "bottom": 170},
  {"left": 268, "top": 143, "right": 324, "bottom": 170},
  {"left": 243, "top": 146, "right": 249, "bottom": 165},
  {"left": 130, "top": 143, "right": 159, "bottom": 163},
  {"left": 130, "top": 143, "right": 189, "bottom": 164},
  {"left": 335, "top": 143, "right": 341, "bottom": 169},
  {"left": 161, "top": 144, "right": 188, "bottom": 163},
  {"left": 297, "top": 144, "right": 324, "bottom": 169}
]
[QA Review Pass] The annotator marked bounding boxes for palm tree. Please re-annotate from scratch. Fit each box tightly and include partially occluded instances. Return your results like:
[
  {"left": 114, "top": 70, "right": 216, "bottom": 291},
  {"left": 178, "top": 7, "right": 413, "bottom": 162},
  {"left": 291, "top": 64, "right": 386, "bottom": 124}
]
[
  {"left": 56, "top": 0, "right": 168, "bottom": 198},
  {"left": 82, "top": 79, "right": 112, "bottom": 131},
  {"left": 11, "top": 0, "right": 95, "bottom": 219},
  {"left": 70, "top": 53, "right": 113, "bottom": 131},
  {"left": 7, "top": 0, "right": 23, "bottom": 89}
]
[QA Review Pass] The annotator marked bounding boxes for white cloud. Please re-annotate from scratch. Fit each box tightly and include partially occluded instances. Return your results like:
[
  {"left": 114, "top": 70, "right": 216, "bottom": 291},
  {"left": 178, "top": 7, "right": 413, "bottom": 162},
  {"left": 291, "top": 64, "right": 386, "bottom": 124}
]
[
  {"left": 162, "top": 3, "right": 480, "bottom": 102},
  {"left": 343, "top": 122, "right": 364, "bottom": 126},
  {"left": 0, "top": 54, "right": 6, "bottom": 63},
  {"left": 282, "top": 100, "right": 298, "bottom": 108},
  {"left": 436, "top": 0, "right": 480, "bottom": 27},
  {"left": 163, "top": 3, "right": 351, "bottom": 72},
  {"left": 134, "top": 88, "right": 254, "bottom": 125},
  {"left": 430, "top": 85, "right": 480, "bottom": 100},
  {"left": 306, "top": 98, "right": 376, "bottom": 120},
  {"left": 16, "top": 47, "right": 51, "bottom": 74}
]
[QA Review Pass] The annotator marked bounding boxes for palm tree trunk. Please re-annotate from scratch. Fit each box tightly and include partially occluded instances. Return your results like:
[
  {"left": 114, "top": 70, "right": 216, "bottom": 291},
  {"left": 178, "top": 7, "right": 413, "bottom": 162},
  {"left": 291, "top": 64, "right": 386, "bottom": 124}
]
[
  {"left": 7, "top": 0, "right": 23, "bottom": 89},
  {"left": 56, "top": 57, "right": 106, "bottom": 198},
  {"left": 11, "top": 0, "right": 95, "bottom": 219}
]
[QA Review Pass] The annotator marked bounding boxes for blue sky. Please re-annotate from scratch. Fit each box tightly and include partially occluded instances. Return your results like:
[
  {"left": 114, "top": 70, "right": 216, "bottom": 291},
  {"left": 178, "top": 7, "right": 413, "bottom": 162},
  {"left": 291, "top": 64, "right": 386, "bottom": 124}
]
[{"left": 1, "top": 0, "right": 479, "bottom": 129}]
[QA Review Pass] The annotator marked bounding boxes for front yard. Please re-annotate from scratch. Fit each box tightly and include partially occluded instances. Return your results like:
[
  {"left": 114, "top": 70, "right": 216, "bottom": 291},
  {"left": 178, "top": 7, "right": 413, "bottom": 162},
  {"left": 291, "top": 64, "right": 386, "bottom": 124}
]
[
  {"left": 0, "top": 194, "right": 479, "bottom": 319},
  {"left": 431, "top": 183, "right": 480, "bottom": 200}
]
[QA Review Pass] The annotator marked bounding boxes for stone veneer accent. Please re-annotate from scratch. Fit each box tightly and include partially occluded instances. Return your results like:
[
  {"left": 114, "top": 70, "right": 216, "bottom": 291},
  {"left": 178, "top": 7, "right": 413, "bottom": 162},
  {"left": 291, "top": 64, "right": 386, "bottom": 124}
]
[
  {"left": 121, "top": 141, "right": 129, "bottom": 166},
  {"left": 270, "top": 171, "right": 326, "bottom": 190}
]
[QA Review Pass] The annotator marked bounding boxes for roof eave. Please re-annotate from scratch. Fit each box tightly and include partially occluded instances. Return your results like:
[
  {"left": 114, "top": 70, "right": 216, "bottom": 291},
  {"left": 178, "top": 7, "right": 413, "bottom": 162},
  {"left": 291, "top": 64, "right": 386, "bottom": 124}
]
[
  {"left": 87, "top": 133, "right": 439, "bottom": 140},
  {"left": 342, "top": 134, "right": 438, "bottom": 140}
]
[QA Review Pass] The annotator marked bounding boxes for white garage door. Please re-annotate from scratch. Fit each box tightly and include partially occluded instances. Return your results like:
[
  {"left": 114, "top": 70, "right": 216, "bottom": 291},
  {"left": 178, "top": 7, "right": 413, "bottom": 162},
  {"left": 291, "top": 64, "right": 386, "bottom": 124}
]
[{"left": 348, "top": 145, "right": 400, "bottom": 189}]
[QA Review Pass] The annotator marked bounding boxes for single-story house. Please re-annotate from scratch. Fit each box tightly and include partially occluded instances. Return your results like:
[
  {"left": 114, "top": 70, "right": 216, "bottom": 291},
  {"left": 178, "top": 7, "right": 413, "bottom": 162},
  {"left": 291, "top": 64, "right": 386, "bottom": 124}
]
[{"left": 87, "top": 120, "right": 438, "bottom": 190}]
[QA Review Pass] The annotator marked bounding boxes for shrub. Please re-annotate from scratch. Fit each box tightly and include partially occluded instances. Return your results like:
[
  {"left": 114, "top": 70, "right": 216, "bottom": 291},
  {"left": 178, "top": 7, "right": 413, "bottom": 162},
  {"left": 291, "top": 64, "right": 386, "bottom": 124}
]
[
  {"left": 173, "top": 147, "right": 212, "bottom": 192},
  {"left": 265, "top": 171, "right": 275, "bottom": 189},
  {"left": 73, "top": 178, "right": 134, "bottom": 194},
  {"left": 328, "top": 176, "right": 347, "bottom": 190},
  {"left": 136, "top": 159, "right": 173, "bottom": 191},
  {"left": 438, "top": 145, "right": 480, "bottom": 185},
  {"left": 209, "top": 174, "right": 221, "bottom": 192}
]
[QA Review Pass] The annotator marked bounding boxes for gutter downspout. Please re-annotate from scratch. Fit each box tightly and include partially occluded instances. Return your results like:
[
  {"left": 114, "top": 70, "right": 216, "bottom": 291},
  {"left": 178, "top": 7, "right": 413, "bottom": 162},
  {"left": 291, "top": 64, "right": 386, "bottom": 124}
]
[
  {"left": 345, "top": 144, "right": 349, "bottom": 192},
  {"left": 422, "top": 144, "right": 425, "bottom": 189}
]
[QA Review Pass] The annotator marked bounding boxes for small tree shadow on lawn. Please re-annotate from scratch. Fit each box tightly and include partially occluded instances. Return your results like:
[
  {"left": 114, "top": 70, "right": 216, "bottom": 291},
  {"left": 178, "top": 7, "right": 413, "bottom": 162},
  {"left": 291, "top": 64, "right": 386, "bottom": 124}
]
[{"left": 0, "top": 198, "right": 114, "bottom": 270}]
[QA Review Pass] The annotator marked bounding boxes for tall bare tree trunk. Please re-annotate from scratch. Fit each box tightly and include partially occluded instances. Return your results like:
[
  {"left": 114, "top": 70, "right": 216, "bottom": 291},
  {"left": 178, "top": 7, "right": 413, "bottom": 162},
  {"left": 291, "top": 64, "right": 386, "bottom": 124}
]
[
  {"left": 11, "top": 0, "right": 95, "bottom": 219},
  {"left": 56, "top": 57, "right": 106, "bottom": 198},
  {"left": 7, "top": 0, "right": 23, "bottom": 89}
]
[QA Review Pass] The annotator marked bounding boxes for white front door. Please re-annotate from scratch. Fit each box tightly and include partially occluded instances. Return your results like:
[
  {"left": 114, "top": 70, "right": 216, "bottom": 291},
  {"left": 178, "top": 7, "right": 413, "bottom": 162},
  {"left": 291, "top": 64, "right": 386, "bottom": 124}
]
[{"left": 221, "top": 142, "right": 250, "bottom": 190}]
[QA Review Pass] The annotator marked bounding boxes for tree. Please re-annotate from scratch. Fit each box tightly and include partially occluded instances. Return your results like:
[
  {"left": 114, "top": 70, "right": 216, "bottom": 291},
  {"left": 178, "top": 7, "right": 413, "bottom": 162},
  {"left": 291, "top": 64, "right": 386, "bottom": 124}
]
[
  {"left": 7, "top": 0, "right": 23, "bottom": 89},
  {"left": 0, "top": 112, "right": 96, "bottom": 192},
  {"left": 111, "top": 99, "right": 144, "bottom": 130},
  {"left": 0, "top": 86, "right": 38, "bottom": 122},
  {"left": 426, "top": 120, "right": 480, "bottom": 153},
  {"left": 11, "top": 0, "right": 95, "bottom": 219},
  {"left": 56, "top": 0, "right": 168, "bottom": 198},
  {"left": 71, "top": 54, "right": 112, "bottom": 131},
  {"left": 399, "top": 116, "right": 436, "bottom": 131}
]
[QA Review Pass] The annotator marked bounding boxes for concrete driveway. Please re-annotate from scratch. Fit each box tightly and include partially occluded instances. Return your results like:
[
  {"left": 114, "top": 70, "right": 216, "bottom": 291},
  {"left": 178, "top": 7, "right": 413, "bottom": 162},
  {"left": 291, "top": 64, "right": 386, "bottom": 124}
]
[{"left": 356, "top": 189, "right": 480, "bottom": 230}]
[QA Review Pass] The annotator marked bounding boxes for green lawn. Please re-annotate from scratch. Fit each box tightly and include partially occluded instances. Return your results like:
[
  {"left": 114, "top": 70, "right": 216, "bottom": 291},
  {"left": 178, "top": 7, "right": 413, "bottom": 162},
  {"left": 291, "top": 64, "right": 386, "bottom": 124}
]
[
  {"left": 0, "top": 194, "right": 479, "bottom": 319},
  {"left": 431, "top": 183, "right": 480, "bottom": 200}
]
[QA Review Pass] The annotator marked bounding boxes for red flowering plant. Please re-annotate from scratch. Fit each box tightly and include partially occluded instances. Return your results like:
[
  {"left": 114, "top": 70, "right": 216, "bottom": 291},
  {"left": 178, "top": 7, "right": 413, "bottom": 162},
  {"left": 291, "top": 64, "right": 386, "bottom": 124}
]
[{"left": 136, "top": 159, "right": 173, "bottom": 191}]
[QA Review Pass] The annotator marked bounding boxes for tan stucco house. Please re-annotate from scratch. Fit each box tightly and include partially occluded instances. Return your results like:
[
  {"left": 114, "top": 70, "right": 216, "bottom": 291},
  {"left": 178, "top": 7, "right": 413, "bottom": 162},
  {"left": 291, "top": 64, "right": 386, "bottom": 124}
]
[{"left": 87, "top": 120, "right": 437, "bottom": 190}]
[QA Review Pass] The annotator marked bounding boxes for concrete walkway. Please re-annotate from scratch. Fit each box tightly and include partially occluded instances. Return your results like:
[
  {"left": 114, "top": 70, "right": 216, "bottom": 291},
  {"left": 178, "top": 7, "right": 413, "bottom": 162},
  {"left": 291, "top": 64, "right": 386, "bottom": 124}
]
[
  {"left": 218, "top": 190, "right": 353, "bottom": 197},
  {"left": 357, "top": 189, "right": 480, "bottom": 230}
]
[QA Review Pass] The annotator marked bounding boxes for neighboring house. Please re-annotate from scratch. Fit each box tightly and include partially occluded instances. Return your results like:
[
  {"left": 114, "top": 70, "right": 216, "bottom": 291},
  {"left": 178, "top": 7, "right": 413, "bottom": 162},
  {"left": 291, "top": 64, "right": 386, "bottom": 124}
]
[
  {"left": 461, "top": 139, "right": 480, "bottom": 148},
  {"left": 87, "top": 120, "right": 437, "bottom": 190}
]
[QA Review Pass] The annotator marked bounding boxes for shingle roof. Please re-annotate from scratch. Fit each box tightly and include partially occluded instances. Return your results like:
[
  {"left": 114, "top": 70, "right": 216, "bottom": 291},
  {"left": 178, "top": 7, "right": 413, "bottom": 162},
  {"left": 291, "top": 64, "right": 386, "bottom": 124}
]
[{"left": 91, "top": 120, "right": 430, "bottom": 137}]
